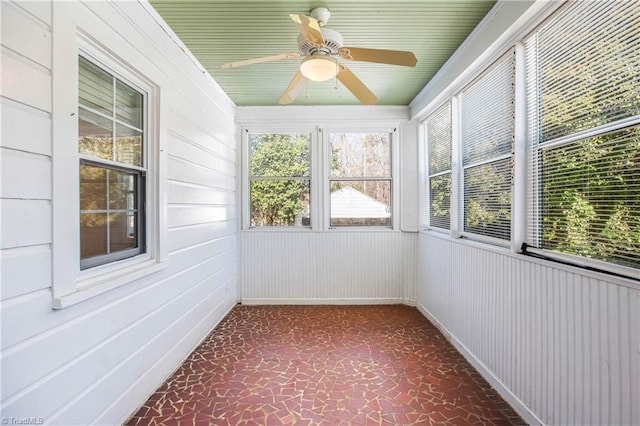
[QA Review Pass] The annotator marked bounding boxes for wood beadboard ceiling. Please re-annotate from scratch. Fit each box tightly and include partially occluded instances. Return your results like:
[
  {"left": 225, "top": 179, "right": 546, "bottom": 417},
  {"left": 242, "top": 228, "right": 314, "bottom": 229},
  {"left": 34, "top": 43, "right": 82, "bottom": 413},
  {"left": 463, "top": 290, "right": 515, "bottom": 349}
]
[{"left": 150, "top": 1, "right": 496, "bottom": 106}]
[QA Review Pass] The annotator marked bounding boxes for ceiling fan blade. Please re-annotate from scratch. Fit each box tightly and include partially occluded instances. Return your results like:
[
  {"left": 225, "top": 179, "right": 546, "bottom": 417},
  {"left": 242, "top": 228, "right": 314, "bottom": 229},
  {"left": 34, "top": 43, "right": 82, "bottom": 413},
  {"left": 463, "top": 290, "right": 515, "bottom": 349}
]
[
  {"left": 336, "top": 65, "right": 378, "bottom": 105},
  {"left": 339, "top": 47, "right": 418, "bottom": 67},
  {"left": 289, "top": 13, "right": 324, "bottom": 47},
  {"left": 279, "top": 71, "right": 306, "bottom": 105},
  {"left": 221, "top": 52, "right": 300, "bottom": 69}
]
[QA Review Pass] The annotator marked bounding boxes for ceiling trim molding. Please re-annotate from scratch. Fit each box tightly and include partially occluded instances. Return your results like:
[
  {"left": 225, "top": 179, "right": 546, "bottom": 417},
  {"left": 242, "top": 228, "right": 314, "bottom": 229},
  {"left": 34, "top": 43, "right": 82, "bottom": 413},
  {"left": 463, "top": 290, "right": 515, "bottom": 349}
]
[{"left": 236, "top": 105, "right": 410, "bottom": 124}]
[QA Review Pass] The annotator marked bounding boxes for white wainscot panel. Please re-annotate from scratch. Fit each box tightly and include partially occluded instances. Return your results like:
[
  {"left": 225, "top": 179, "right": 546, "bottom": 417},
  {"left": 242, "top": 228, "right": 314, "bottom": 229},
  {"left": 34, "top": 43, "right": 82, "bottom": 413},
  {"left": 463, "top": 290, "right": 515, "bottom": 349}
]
[
  {"left": 416, "top": 233, "right": 640, "bottom": 426},
  {"left": 241, "top": 231, "right": 415, "bottom": 304}
]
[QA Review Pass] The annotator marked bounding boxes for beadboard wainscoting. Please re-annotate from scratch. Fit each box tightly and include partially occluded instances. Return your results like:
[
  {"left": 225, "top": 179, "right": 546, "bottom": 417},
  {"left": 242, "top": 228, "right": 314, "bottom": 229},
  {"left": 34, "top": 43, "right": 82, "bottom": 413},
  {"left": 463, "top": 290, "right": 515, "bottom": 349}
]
[
  {"left": 241, "top": 231, "right": 417, "bottom": 305},
  {"left": 417, "top": 233, "right": 640, "bottom": 425}
]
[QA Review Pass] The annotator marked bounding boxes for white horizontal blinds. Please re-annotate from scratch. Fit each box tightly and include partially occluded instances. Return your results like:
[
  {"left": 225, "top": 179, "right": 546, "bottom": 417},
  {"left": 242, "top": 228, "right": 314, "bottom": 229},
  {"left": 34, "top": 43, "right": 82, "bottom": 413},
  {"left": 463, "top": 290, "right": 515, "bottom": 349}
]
[
  {"left": 426, "top": 102, "right": 452, "bottom": 229},
  {"left": 526, "top": 1, "right": 640, "bottom": 273},
  {"left": 460, "top": 51, "right": 514, "bottom": 240},
  {"left": 536, "top": 1, "right": 640, "bottom": 141}
]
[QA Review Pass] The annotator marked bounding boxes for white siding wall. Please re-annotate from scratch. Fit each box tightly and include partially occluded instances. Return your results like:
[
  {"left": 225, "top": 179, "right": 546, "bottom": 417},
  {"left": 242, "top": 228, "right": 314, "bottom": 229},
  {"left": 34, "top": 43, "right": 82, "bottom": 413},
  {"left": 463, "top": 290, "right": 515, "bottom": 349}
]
[
  {"left": 241, "top": 231, "right": 417, "bottom": 304},
  {"left": 417, "top": 233, "right": 640, "bottom": 425},
  {"left": 0, "top": 1, "right": 238, "bottom": 424}
]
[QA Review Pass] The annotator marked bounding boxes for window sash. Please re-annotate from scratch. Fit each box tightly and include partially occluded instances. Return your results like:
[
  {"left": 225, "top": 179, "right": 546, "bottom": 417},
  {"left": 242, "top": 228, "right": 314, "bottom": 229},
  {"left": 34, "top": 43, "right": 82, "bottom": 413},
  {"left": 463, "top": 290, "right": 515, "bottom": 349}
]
[
  {"left": 526, "top": 0, "right": 640, "bottom": 276},
  {"left": 459, "top": 51, "right": 515, "bottom": 241},
  {"left": 78, "top": 56, "right": 147, "bottom": 269},
  {"left": 425, "top": 102, "right": 452, "bottom": 231}
]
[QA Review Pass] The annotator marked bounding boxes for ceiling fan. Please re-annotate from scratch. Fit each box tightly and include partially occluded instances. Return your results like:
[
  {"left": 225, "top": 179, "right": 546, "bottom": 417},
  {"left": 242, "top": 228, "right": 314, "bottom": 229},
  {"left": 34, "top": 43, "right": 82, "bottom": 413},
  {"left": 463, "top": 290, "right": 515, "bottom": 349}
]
[{"left": 220, "top": 7, "right": 418, "bottom": 105}]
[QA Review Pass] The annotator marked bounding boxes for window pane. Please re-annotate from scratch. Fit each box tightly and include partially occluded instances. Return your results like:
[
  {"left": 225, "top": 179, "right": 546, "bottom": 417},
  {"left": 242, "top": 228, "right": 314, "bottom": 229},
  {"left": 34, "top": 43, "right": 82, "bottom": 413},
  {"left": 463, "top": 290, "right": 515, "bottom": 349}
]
[
  {"left": 108, "top": 169, "right": 137, "bottom": 210},
  {"left": 535, "top": 1, "right": 640, "bottom": 142},
  {"left": 461, "top": 55, "right": 514, "bottom": 166},
  {"left": 250, "top": 133, "right": 310, "bottom": 177},
  {"left": 79, "top": 108, "right": 113, "bottom": 161},
  {"left": 539, "top": 127, "right": 640, "bottom": 268},
  {"left": 116, "top": 80, "right": 143, "bottom": 128},
  {"left": 79, "top": 56, "right": 113, "bottom": 116},
  {"left": 429, "top": 174, "right": 451, "bottom": 230},
  {"left": 250, "top": 180, "right": 310, "bottom": 226},
  {"left": 427, "top": 103, "right": 452, "bottom": 175},
  {"left": 80, "top": 164, "right": 107, "bottom": 210},
  {"left": 330, "top": 181, "right": 391, "bottom": 227},
  {"left": 80, "top": 213, "right": 108, "bottom": 259},
  {"left": 330, "top": 132, "right": 391, "bottom": 178},
  {"left": 109, "top": 212, "right": 137, "bottom": 253},
  {"left": 115, "top": 124, "right": 142, "bottom": 166},
  {"left": 464, "top": 158, "right": 511, "bottom": 240}
]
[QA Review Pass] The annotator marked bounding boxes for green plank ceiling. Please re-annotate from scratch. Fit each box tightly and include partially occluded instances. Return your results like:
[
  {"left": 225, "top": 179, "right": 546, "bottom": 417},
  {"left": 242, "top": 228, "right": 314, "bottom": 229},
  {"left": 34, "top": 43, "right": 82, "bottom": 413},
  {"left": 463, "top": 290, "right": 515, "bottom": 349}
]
[{"left": 150, "top": 1, "right": 496, "bottom": 106}]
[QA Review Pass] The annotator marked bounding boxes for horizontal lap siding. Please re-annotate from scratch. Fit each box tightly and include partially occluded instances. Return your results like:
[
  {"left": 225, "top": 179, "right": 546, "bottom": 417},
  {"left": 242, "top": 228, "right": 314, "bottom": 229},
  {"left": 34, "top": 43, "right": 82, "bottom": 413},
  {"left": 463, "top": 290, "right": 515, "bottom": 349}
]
[
  {"left": 417, "top": 233, "right": 640, "bottom": 425},
  {"left": 0, "top": 1, "right": 238, "bottom": 425}
]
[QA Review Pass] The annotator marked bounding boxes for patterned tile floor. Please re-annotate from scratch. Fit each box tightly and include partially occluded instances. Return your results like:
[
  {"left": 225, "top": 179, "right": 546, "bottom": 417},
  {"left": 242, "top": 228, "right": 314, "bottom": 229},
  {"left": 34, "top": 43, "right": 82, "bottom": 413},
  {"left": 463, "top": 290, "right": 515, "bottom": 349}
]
[{"left": 126, "top": 305, "right": 524, "bottom": 425}]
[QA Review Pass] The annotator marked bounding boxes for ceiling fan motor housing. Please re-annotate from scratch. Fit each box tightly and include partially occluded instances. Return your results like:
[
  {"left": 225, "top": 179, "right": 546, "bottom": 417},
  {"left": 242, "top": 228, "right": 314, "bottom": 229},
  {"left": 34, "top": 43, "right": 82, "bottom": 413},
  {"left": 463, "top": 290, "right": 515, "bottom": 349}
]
[{"left": 298, "top": 27, "right": 344, "bottom": 56}]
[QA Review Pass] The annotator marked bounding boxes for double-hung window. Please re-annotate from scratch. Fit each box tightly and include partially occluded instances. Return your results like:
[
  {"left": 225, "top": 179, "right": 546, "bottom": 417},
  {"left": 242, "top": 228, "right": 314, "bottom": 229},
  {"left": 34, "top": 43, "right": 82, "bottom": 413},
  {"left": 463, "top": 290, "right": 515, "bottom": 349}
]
[
  {"left": 328, "top": 131, "right": 392, "bottom": 227},
  {"left": 248, "top": 132, "right": 311, "bottom": 227},
  {"left": 425, "top": 102, "right": 452, "bottom": 230},
  {"left": 525, "top": 1, "right": 640, "bottom": 274},
  {"left": 78, "top": 56, "right": 146, "bottom": 269},
  {"left": 459, "top": 51, "right": 515, "bottom": 241}
]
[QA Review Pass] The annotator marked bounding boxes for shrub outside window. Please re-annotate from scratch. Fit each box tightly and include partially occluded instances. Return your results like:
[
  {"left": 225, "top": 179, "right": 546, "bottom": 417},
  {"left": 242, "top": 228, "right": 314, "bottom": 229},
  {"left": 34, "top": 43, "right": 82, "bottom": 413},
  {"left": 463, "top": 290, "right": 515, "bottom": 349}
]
[{"left": 249, "top": 133, "right": 311, "bottom": 227}]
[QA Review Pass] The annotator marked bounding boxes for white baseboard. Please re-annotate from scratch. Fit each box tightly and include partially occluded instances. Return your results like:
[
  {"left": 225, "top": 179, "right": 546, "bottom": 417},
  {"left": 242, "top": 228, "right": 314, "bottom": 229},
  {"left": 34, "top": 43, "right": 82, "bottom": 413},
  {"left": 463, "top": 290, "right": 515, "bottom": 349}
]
[
  {"left": 241, "top": 297, "right": 406, "bottom": 305},
  {"left": 415, "top": 301, "right": 544, "bottom": 426}
]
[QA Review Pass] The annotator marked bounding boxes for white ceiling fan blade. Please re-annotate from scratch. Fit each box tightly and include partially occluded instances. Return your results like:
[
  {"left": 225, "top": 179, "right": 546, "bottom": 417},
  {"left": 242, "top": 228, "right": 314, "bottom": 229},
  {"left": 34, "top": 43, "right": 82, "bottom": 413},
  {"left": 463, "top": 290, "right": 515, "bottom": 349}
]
[
  {"left": 289, "top": 13, "right": 324, "bottom": 47},
  {"left": 336, "top": 64, "right": 378, "bottom": 105},
  {"left": 221, "top": 52, "right": 300, "bottom": 69},
  {"left": 339, "top": 47, "right": 418, "bottom": 67},
  {"left": 279, "top": 71, "right": 306, "bottom": 105}
]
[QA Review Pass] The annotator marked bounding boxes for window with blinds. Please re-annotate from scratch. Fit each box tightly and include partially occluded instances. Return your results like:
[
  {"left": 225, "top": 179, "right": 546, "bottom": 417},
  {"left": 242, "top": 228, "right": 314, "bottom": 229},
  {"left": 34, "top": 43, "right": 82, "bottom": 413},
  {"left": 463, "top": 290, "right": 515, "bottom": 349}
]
[
  {"left": 526, "top": 1, "right": 640, "bottom": 273},
  {"left": 425, "top": 102, "right": 452, "bottom": 230},
  {"left": 460, "top": 51, "right": 515, "bottom": 241}
]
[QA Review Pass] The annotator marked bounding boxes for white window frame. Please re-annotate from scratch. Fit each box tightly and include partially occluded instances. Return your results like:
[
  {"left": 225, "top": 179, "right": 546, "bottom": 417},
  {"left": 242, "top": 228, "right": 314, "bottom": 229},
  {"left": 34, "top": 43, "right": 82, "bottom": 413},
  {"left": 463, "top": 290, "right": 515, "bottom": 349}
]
[
  {"left": 241, "top": 126, "right": 318, "bottom": 230},
  {"left": 52, "top": 4, "right": 166, "bottom": 309},
  {"left": 522, "top": 1, "right": 640, "bottom": 279},
  {"left": 418, "top": 0, "right": 639, "bottom": 282},
  {"left": 423, "top": 101, "right": 453, "bottom": 233},
  {"left": 240, "top": 123, "right": 400, "bottom": 231},
  {"left": 323, "top": 126, "right": 398, "bottom": 230}
]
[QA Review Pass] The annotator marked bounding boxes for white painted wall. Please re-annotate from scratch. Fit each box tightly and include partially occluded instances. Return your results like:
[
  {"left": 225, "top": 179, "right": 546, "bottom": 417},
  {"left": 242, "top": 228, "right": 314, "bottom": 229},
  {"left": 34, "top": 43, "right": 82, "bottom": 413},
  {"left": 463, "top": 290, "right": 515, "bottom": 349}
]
[
  {"left": 241, "top": 231, "right": 417, "bottom": 304},
  {"left": 0, "top": 1, "right": 238, "bottom": 424},
  {"left": 417, "top": 234, "right": 640, "bottom": 425},
  {"left": 236, "top": 106, "right": 418, "bottom": 305}
]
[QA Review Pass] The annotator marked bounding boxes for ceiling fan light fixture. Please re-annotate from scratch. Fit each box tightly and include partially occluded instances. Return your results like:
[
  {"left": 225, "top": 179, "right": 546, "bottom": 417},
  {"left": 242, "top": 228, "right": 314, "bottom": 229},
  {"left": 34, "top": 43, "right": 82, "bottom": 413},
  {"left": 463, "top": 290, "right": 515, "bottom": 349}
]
[{"left": 299, "top": 55, "right": 338, "bottom": 82}]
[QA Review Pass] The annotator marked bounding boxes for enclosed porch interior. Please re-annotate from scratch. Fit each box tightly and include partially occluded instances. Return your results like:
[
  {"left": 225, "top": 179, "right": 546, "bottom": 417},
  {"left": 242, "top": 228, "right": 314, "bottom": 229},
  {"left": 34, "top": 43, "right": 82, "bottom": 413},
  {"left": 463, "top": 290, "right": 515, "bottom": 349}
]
[{"left": 1, "top": 1, "right": 638, "bottom": 425}]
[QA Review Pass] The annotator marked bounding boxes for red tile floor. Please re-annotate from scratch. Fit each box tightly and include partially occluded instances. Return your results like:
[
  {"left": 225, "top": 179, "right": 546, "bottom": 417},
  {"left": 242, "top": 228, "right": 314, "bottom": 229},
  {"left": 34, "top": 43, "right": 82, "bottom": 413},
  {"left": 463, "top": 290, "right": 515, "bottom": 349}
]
[{"left": 126, "top": 305, "right": 524, "bottom": 425}]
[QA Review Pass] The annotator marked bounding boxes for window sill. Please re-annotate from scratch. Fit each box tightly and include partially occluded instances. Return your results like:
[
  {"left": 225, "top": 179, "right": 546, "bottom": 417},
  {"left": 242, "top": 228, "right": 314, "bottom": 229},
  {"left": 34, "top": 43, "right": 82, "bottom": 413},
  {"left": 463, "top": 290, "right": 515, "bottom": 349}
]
[{"left": 52, "top": 258, "right": 167, "bottom": 309}]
